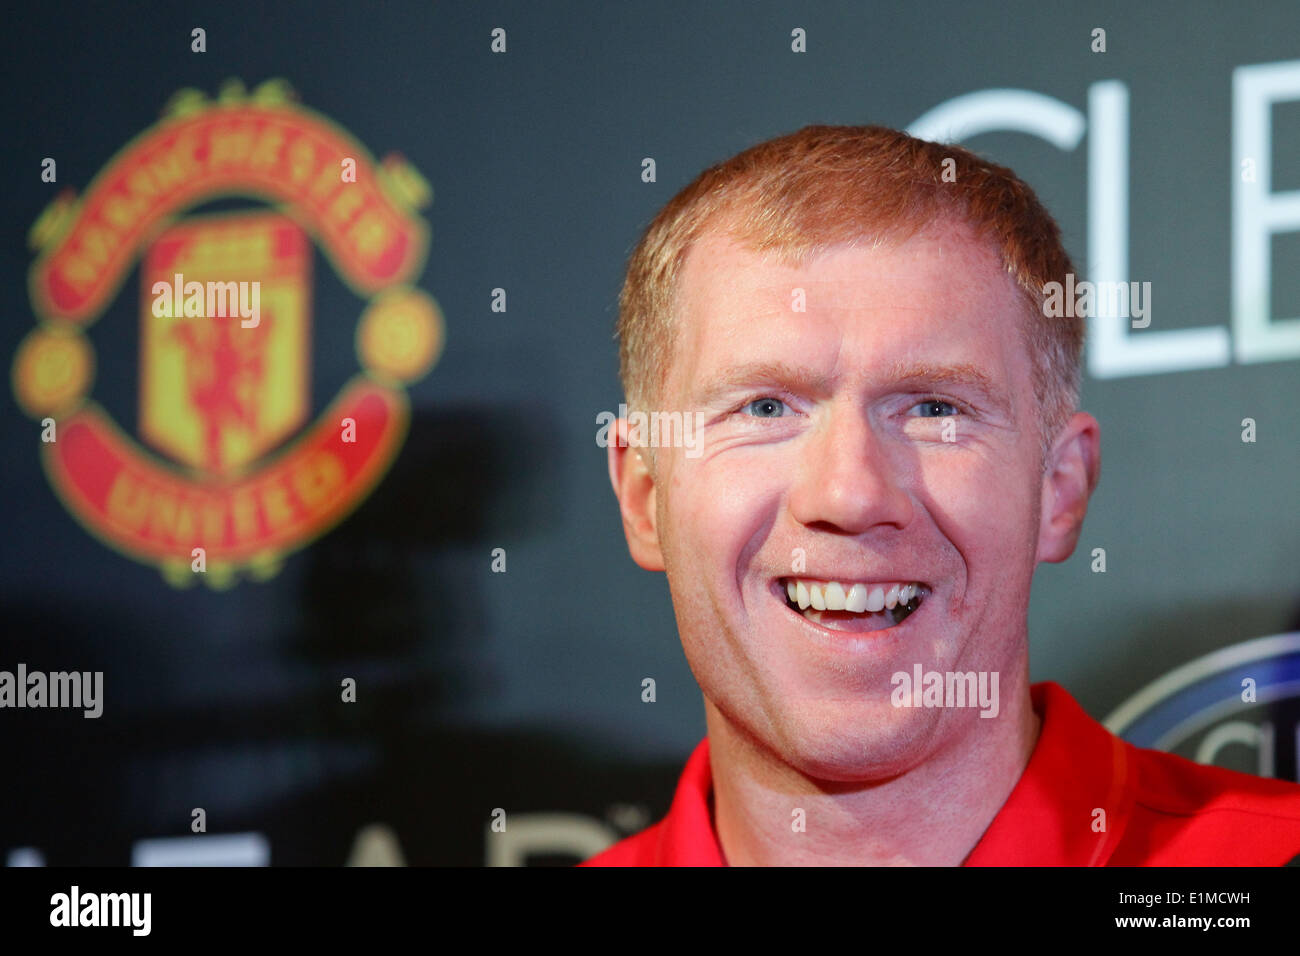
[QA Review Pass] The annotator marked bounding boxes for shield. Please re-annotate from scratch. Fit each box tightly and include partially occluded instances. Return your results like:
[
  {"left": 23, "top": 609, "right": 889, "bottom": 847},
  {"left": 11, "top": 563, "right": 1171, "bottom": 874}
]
[{"left": 139, "top": 211, "right": 311, "bottom": 477}]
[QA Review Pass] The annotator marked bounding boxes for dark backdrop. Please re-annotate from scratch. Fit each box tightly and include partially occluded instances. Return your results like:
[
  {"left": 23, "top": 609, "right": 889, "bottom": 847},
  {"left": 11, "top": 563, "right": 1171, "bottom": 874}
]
[{"left": 3, "top": 0, "right": 1299, "bottom": 865}]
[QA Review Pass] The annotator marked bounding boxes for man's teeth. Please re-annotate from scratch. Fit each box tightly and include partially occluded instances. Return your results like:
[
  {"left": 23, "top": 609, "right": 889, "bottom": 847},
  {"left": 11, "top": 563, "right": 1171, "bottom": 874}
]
[{"left": 784, "top": 579, "right": 921, "bottom": 613}]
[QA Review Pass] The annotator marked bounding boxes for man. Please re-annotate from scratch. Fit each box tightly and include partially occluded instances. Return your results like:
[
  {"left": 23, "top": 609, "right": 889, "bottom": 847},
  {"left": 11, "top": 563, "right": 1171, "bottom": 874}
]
[{"left": 584, "top": 125, "right": 1300, "bottom": 866}]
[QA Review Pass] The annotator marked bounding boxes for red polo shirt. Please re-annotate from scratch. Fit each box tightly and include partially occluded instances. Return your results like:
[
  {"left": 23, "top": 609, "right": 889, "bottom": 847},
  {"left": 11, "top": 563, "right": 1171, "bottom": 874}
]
[{"left": 581, "top": 681, "right": 1300, "bottom": 866}]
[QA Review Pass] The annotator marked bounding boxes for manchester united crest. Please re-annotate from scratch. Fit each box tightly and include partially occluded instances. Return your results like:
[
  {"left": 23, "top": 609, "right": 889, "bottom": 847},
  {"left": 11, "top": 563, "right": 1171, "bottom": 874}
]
[{"left": 12, "top": 79, "right": 444, "bottom": 588}]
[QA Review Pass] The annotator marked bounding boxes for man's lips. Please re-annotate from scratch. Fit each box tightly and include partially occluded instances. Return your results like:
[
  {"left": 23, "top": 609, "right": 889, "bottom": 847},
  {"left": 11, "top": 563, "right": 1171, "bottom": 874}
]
[{"left": 775, "top": 576, "right": 930, "bottom": 633}]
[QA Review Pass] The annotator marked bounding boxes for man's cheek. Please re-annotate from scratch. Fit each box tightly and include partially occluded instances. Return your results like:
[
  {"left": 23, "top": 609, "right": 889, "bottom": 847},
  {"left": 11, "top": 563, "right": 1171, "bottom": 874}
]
[
  {"left": 926, "top": 464, "right": 1036, "bottom": 559},
  {"left": 678, "top": 463, "right": 774, "bottom": 535}
]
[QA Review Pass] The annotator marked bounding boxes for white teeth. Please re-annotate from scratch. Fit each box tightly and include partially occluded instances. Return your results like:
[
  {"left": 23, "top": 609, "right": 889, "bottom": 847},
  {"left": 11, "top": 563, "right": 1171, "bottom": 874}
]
[
  {"left": 845, "top": 584, "right": 868, "bottom": 613},
  {"left": 783, "top": 578, "right": 924, "bottom": 614},
  {"left": 809, "top": 583, "right": 826, "bottom": 610}
]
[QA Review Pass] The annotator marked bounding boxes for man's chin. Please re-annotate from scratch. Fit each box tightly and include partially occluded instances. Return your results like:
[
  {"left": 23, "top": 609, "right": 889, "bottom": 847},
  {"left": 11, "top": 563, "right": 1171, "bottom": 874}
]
[{"left": 765, "top": 703, "right": 945, "bottom": 783}]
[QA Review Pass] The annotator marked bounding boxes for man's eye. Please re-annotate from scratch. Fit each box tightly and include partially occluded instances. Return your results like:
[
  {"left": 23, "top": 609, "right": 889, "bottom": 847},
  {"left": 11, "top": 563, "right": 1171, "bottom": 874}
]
[
  {"left": 911, "top": 399, "right": 958, "bottom": 418},
  {"left": 743, "top": 397, "right": 787, "bottom": 418}
]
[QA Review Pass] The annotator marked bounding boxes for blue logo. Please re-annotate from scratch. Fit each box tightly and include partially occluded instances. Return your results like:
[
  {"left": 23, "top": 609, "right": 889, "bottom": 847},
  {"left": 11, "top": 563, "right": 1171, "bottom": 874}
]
[{"left": 1104, "top": 632, "right": 1300, "bottom": 782}]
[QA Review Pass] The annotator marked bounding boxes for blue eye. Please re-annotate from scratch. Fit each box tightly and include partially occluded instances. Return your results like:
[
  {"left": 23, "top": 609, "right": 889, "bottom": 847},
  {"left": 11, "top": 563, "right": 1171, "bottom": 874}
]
[
  {"left": 744, "top": 397, "right": 787, "bottom": 418},
  {"left": 912, "top": 400, "right": 957, "bottom": 418}
]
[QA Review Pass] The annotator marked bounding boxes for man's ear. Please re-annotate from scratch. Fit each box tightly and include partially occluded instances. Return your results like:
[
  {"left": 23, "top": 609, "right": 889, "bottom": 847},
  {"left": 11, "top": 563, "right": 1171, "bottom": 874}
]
[
  {"left": 1036, "top": 411, "right": 1101, "bottom": 563},
  {"left": 607, "top": 416, "right": 666, "bottom": 571}
]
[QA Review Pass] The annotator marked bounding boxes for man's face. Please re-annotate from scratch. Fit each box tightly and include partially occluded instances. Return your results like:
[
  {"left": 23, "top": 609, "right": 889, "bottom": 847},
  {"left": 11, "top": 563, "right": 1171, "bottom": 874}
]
[{"left": 612, "top": 218, "right": 1093, "bottom": 782}]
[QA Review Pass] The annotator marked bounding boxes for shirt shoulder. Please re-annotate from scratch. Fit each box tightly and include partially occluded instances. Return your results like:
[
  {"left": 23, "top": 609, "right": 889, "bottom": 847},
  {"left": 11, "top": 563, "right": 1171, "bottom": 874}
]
[
  {"left": 577, "top": 737, "right": 719, "bottom": 866},
  {"left": 1112, "top": 744, "right": 1300, "bottom": 865},
  {"left": 578, "top": 821, "right": 665, "bottom": 867}
]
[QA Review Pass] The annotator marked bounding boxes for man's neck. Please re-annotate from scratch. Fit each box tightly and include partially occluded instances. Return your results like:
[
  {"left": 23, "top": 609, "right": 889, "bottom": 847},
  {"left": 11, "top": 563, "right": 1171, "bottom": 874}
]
[{"left": 705, "top": 677, "right": 1042, "bottom": 866}]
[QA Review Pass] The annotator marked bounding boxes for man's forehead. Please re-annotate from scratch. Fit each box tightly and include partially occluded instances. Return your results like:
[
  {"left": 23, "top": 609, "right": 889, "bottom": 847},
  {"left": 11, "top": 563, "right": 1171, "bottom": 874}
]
[
  {"left": 670, "top": 222, "right": 1028, "bottom": 377},
  {"left": 677, "top": 219, "right": 1012, "bottom": 305}
]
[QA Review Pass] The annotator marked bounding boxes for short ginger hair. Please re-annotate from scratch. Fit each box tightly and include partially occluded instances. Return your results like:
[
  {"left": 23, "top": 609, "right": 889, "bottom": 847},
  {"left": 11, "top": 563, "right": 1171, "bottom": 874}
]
[{"left": 616, "top": 124, "right": 1083, "bottom": 456}]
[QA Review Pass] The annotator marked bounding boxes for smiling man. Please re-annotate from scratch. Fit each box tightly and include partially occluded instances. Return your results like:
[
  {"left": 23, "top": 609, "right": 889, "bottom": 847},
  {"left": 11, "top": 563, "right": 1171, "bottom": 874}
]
[{"left": 585, "top": 125, "right": 1300, "bottom": 866}]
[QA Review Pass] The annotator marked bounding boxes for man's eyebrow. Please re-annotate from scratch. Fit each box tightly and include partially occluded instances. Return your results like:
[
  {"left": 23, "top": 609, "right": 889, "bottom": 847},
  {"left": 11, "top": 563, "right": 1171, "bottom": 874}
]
[
  {"left": 883, "top": 361, "right": 996, "bottom": 392},
  {"left": 693, "top": 361, "right": 833, "bottom": 401},
  {"left": 882, "top": 361, "right": 1013, "bottom": 414},
  {"left": 692, "top": 359, "right": 1011, "bottom": 412}
]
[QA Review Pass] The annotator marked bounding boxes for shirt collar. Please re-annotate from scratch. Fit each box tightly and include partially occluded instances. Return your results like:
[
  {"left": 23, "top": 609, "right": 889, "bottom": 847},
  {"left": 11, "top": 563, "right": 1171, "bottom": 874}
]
[
  {"left": 654, "top": 681, "right": 1133, "bottom": 866},
  {"left": 654, "top": 734, "right": 726, "bottom": 865},
  {"left": 961, "top": 681, "right": 1134, "bottom": 865}
]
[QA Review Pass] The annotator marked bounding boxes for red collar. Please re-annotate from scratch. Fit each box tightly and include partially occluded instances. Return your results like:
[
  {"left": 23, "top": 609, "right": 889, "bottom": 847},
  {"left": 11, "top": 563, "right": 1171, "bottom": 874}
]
[{"left": 647, "top": 681, "right": 1133, "bottom": 866}]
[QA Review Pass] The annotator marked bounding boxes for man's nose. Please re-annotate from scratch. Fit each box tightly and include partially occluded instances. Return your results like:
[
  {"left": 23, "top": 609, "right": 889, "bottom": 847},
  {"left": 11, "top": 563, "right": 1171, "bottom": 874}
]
[{"left": 787, "top": 404, "right": 914, "bottom": 535}]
